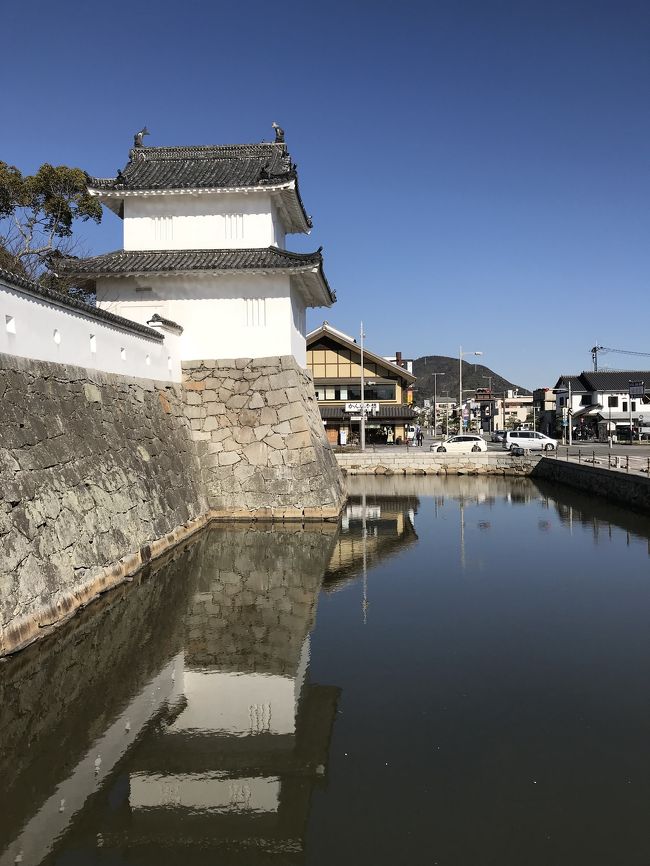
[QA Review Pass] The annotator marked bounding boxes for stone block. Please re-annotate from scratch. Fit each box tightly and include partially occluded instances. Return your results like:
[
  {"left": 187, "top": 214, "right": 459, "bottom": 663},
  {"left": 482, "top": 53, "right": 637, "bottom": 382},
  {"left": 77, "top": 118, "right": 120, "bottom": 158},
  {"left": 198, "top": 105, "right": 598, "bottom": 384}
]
[
  {"left": 286, "top": 431, "right": 312, "bottom": 450},
  {"left": 84, "top": 383, "right": 102, "bottom": 403},
  {"left": 219, "top": 452, "right": 241, "bottom": 466},
  {"left": 248, "top": 392, "right": 265, "bottom": 410},
  {"left": 225, "top": 394, "right": 248, "bottom": 410},
  {"left": 265, "top": 390, "right": 286, "bottom": 406},
  {"left": 243, "top": 441, "right": 269, "bottom": 466},
  {"left": 290, "top": 416, "right": 309, "bottom": 434},
  {"left": 260, "top": 407, "right": 278, "bottom": 425},
  {"left": 277, "top": 403, "right": 303, "bottom": 422}
]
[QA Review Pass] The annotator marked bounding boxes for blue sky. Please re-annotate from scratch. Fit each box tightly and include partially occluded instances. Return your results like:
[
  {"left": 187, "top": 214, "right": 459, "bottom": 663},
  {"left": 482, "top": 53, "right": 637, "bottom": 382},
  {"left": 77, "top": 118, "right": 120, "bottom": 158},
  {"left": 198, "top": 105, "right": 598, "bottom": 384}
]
[{"left": 3, "top": 0, "right": 648, "bottom": 389}]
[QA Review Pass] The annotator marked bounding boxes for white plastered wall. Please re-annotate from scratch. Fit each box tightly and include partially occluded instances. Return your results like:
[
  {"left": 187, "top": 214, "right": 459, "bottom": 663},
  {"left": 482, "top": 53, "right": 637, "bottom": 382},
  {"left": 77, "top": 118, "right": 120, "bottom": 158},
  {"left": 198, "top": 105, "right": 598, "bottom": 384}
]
[
  {"left": 96, "top": 272, "right": 307, "bottom": 364},
  {"left": 0, "top": 281, "right": 181, "bottom": 381},
  {"left": 123, "top": 192, "right": 286, "bottom": 251}
]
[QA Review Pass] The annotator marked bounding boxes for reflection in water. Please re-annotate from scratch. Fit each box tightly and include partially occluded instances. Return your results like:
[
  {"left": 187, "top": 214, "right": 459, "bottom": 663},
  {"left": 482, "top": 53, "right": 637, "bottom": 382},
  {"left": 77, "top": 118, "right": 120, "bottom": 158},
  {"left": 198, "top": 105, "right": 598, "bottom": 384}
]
[
  {"left": 0, "top": 525, "right": 340, "bottom": 865},
  {"left": 3, "top": 478, "right": 650, "bottom": 865}
]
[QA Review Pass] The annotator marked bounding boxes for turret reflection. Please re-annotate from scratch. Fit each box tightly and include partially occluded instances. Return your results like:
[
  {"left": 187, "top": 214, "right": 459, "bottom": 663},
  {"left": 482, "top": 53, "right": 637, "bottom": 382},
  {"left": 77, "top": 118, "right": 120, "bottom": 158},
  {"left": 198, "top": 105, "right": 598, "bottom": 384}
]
[{"left": 0, "top": 523, "right": 340, "bottom": 866}]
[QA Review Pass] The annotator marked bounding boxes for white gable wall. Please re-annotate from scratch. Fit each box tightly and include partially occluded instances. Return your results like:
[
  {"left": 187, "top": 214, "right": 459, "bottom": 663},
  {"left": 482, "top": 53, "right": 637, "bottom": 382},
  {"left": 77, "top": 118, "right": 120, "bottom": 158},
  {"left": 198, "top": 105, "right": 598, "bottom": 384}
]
[
  {"left": 123, "top": 192, "right": 286, "bottom": 251},
  {"left": 96, "top": 272, "right": 306, "bottom": 364}
]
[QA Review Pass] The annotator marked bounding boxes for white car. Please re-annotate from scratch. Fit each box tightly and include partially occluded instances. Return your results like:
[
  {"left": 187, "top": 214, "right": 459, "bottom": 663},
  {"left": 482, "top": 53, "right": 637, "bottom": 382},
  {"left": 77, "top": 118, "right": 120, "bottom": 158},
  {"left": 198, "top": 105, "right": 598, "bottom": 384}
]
[
  {"left": 436, "top": 434, "right": 487, "bottom": 453},
  {"left": 502, "top": 430, "right": 557, "bottom": 451}
]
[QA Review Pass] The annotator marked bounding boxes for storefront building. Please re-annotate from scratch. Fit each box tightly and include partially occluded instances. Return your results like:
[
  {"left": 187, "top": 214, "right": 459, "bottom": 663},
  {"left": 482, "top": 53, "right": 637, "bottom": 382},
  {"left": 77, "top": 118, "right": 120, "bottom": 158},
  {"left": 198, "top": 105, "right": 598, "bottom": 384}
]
[{"left": 306, "top": 322, "right": 417, "bottom": 445}]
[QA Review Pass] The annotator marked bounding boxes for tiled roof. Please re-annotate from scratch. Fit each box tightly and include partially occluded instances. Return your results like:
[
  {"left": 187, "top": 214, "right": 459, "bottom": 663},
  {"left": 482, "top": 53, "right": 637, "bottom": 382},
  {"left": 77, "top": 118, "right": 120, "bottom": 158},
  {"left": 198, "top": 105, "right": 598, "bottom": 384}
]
[
  {"left": 553, "top": 375, "right": 588, "bottom": 393},
  {"left": 554, "top": 371, "right": 650, "bottom": 393},
  {"left": 0, "top": 267, "right": 163, "bottom": 341},
  {"left": 88, "top": 141, "right": 312, "bottom": 231},
  {"left": 59, "top": 246, "right": 334, "bottom": 304},
  {"left": 581, "top": 370, "right": 650, "bottom": 391},
  {"left": 319, "top": 405, "right": 417, "bottom": 421}
]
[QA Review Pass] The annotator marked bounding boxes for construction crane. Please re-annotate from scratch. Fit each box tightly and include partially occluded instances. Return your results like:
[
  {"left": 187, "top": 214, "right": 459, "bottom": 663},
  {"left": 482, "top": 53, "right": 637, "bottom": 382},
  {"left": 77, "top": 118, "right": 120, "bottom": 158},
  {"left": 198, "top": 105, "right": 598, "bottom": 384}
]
[{"left": 591, "top": 345, "right": 650, "bottom": 372}]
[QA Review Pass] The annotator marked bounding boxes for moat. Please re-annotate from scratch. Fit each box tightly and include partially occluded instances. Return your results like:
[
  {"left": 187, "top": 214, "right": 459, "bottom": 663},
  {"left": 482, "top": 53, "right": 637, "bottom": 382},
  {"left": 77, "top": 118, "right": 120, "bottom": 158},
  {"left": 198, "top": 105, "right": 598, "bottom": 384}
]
[{"left": 2, "top": 475, "right": 650, "bottom": 865}]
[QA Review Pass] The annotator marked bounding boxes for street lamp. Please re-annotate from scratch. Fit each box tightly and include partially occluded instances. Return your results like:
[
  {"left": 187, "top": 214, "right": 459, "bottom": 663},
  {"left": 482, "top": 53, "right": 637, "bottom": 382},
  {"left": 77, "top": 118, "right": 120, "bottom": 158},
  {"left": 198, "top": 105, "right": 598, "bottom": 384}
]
[{"left": 459, "top": 346, "right": 482, "bottom": 431}]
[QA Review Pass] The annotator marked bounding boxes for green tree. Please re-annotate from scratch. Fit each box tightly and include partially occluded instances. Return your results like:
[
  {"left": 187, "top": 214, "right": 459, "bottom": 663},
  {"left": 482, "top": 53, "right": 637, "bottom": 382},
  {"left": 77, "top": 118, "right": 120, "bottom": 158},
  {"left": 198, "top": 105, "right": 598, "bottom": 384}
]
[{"left": 0, "top": 161, "right": 102, "bottom": 288}]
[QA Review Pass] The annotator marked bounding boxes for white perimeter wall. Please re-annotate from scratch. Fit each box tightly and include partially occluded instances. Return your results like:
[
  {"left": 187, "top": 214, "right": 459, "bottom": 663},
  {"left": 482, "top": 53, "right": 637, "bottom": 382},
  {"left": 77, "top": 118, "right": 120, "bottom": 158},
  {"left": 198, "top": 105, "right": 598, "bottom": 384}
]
[
  {"left": 0, "top": 281, "right": 182, "bottom": 381},
  {"left": 123, "top": 192, "right": 286, "bottom": 251},
  {"left": 96, "top": 273, "right": 307, "bottom": 365}
]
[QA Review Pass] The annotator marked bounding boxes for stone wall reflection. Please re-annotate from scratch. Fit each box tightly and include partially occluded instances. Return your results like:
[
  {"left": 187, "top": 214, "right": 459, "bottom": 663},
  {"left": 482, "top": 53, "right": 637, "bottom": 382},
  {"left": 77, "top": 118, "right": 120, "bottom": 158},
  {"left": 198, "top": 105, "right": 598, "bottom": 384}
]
[{"left": 0, "top": 523, "right": 341, "bottom": 866}]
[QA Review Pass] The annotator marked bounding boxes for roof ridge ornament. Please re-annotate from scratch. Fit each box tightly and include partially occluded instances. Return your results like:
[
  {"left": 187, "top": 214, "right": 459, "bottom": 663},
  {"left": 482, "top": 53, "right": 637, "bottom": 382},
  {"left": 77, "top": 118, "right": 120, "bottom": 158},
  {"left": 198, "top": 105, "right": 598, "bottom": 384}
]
[
  {"left": 133, "top": 126, "right": 150, "bottom": 148},
  {"left": 272, "top": 121, "right": 285, "bottom": 143}
]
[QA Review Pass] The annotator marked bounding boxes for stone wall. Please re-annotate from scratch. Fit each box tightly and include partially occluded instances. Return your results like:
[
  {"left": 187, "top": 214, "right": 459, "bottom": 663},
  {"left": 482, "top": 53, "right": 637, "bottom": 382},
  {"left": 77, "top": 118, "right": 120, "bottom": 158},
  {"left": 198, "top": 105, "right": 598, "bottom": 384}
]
[
  {"left": 182, "top": 356, "right": 346, "bottom": 519},
  {"left": 533, "top": 456, "right": 650, "bottom": 512},
  {"left": 0, "top": 353, "right": 207, "bottom": 656}
]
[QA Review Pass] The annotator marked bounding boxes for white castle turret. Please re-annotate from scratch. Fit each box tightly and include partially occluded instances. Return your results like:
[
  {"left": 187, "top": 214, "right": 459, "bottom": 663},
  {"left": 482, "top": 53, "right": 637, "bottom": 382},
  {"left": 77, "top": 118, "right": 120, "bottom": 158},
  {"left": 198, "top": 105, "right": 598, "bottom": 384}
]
[
  {"left": 61, "top": 126, "right": 334, "bottom": 367},
  {"left": 61, "top": 126, "right": 346, "bottom": 519}
]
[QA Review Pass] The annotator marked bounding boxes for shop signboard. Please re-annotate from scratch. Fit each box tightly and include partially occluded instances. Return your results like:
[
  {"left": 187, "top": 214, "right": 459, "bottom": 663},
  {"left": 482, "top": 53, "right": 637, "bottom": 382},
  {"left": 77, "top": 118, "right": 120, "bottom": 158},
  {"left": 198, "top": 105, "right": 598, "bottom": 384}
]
[
  {"left": 629, "top": 380, "right": 645, "bottom": 397},
  {"left": 345, "top": 402, "right": 379, "bottom": 415}
]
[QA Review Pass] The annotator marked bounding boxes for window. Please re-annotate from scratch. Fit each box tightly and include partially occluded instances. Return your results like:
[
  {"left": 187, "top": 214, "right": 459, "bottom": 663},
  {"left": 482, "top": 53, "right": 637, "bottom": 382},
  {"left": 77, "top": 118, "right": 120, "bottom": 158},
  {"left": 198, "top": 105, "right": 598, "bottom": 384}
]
[
  {"left": 120, "top": 347, "right": 126, "bottom": 361},
  {"left": 153, "top": 216, "right": 173, "bottom": 244},
  {"left": 225, "top": 213, "right": 244, "bottom": 240},
  {"left": 245, "top": 298, "right": 266, "bottom": 327},
  {"left": 5, "top": 315, "right": 15, "bottom": 334},
  {"left": 90, "top": 334, "right": 97, "bottom": 354},
  {"left": 608, "top": 396, "right": 618, "bottom": 408},
  {"left": 580, "top": 395, "right": 592, "bottom": 405},
  {"left": 53, "top": 329, "right": 61, "bottom": 345},
  {"left": 623, "top": 401, "right": 628, "bottom": 412},
  {"left": 314, "top": 383, "right": 396, "bottom": 401}
]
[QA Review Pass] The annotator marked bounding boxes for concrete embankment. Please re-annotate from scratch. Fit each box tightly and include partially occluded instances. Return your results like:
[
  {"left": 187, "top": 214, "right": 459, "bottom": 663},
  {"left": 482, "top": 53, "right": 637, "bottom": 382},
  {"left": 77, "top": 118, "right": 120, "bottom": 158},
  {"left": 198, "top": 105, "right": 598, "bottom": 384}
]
[
  {"left": 532, "top": 456, "right": 650, "bottom": 512},
  {"left": 335, "top": 450, "right": 540, "bottom": 475}
]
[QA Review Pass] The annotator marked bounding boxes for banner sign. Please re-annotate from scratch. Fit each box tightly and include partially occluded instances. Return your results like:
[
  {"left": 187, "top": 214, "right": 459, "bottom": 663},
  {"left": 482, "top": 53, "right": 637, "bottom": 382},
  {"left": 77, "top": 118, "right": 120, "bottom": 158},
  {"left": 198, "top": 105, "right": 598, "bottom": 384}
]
[{"left": 629, "top": 380, "right": 645, "bottom": 397}]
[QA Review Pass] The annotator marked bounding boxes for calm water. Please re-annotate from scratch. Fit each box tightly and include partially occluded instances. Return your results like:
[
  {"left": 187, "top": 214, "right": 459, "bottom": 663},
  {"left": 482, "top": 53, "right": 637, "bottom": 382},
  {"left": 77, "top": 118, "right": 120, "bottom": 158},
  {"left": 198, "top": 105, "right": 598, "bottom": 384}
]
[{"left": 2, "top": 476, "right": 650, "bottom": 865}]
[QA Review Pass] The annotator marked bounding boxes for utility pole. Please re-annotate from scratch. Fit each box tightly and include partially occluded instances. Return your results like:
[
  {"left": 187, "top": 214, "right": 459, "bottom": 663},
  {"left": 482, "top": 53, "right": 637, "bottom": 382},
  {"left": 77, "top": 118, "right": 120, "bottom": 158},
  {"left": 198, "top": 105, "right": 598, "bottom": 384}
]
[
  {"left": 360, "top": 321, "right": 365, "bottom": 451},
  {"left": 430, "top": 372, "right": 445, "bottom": 437},
  {"left": 483, "top": 375, "right": 493, "bottom": 434}
]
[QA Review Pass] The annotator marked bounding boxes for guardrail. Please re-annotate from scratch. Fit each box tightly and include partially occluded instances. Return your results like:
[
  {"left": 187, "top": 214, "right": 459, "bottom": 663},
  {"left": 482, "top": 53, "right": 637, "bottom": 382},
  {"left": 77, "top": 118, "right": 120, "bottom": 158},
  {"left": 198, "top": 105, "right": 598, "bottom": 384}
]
[{"left": 551, "top": 448, "right": 650, "bottom": 475}]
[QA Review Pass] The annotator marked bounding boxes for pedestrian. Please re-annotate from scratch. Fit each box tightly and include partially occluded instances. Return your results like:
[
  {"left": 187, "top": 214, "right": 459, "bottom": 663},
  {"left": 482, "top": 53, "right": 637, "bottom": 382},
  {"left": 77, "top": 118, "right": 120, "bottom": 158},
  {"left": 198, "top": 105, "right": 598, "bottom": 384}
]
[{"left": 417, "top": 429, "right": 424, "bottom": 446}]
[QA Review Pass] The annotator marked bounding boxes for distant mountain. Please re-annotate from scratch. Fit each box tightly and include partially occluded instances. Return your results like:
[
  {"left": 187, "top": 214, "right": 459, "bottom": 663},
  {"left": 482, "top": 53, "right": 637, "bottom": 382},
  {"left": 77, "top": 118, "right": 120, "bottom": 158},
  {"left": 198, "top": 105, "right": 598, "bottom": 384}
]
[{"left": 412, "top": 355, "right": 530, "bottom": 403}]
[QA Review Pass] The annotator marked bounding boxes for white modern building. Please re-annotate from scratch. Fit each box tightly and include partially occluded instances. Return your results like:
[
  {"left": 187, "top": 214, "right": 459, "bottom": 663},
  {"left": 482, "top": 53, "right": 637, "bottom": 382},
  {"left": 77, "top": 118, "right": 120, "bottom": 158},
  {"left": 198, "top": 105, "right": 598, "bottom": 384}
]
[
  {"left": 60, "top": 127, "right": 334, "bottom": 367},
  {"left": 554, "top": 371, "right": 650, "bottom": 440}
]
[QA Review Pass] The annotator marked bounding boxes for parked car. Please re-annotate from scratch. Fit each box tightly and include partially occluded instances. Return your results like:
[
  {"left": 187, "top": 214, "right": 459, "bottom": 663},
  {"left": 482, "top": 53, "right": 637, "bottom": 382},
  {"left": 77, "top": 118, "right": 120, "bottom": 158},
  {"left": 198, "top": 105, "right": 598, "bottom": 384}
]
[
  {"left": 502, "top": 430, "right": 557, "bottom": 451},
  {"left": 436, "top": 434, "right": 487, "bottom": 454},
  {"left": 491, "top": 430, "right": 506, "bottom": 442}
]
